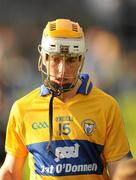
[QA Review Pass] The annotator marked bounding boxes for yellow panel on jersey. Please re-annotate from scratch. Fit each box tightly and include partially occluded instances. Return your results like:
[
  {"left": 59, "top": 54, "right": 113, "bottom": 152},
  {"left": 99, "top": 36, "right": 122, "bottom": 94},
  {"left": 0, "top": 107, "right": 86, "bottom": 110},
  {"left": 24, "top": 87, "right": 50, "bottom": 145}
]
[{"left": 5, "top": 74, "right": 131, "bottom": 180}]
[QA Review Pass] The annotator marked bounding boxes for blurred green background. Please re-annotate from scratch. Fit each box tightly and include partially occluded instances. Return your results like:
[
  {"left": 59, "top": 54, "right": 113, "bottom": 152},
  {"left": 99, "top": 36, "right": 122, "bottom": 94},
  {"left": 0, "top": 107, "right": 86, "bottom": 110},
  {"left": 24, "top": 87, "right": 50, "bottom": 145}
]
[{"left": 118, "top": 91, "right": 136, "bottom": 158}]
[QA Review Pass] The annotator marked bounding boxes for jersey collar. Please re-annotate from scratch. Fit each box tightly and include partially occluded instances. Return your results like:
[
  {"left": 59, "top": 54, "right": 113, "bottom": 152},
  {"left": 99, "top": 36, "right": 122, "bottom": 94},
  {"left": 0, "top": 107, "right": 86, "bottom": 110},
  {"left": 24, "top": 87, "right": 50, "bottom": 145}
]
[{"left": 40, "top": 74, "right": 93, "bottom": 96}]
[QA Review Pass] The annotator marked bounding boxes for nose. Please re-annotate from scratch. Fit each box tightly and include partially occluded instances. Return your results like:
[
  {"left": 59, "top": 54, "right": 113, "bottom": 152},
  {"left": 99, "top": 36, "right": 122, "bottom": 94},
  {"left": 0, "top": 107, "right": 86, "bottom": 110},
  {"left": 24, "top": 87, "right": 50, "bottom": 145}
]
[{"left": 58, "top": 60, "right": 66, "bottom": 75}]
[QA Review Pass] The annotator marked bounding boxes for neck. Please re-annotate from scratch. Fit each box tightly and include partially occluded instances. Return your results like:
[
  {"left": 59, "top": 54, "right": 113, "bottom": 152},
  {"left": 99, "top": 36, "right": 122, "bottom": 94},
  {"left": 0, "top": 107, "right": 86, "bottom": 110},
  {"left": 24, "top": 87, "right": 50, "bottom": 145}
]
[{"left": 58, "top": 79, "right": 82, "bottom": 102}]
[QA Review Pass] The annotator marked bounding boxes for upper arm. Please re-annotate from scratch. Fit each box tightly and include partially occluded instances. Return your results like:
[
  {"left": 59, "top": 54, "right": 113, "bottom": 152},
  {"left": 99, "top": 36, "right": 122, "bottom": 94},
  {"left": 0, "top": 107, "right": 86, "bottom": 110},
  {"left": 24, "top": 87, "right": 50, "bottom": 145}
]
[
  {"left": 103, "top": 100, "right": 130, "bottom": 160},
  {"left": 0, "top": 153, "right": 26, "bottom": 180},
  {"left": 103, "top": 100, "right": 132, "bottom": 173}
]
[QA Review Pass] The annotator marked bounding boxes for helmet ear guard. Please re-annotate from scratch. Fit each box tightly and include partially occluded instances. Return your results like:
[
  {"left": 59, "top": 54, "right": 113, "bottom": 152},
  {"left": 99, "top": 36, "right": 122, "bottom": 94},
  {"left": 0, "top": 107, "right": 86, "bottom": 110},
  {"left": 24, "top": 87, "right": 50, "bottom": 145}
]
[
  {"left": 38, "top": 44, "right": 46, "bottom": 72},
  {"left": 38, "top": 44, "right": 50, "bottom": 87},
  {"left": 38, "top": 44, "right": 42, "bottom": 72},
  {"left": 38, "top": 19, "right": 86, "bottom": 94}
]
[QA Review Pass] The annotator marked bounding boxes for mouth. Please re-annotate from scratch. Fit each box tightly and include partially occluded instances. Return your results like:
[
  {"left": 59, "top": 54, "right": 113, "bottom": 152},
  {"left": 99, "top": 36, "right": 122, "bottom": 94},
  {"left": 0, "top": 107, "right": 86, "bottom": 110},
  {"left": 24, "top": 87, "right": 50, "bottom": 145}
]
[
  {"left": 49, "top": 81, "right": 74, "bottom": 93},
  {"left": 52, "top": 78, "right": 70, "bottom": 85}
]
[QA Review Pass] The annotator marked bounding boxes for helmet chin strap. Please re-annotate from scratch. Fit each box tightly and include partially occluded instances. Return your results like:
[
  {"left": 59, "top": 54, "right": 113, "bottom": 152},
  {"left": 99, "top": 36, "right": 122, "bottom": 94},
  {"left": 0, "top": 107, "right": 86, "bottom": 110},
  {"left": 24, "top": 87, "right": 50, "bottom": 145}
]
[
  {"left": 45, "top": 80, "right": 77, "bottom": 153},
  {"left": 46, "top": 93, "right": 55, "bottom": 153},
  {"left": 45, "top": 80, "right": 76, "bottom": 96}
]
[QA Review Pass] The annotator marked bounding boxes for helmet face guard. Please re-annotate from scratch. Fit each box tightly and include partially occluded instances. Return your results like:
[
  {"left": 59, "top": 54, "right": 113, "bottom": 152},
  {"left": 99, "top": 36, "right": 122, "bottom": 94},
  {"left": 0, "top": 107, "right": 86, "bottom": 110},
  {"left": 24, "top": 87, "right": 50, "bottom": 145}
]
[{"left": 38, "top": 19, "right": 86, "bottom": 95}]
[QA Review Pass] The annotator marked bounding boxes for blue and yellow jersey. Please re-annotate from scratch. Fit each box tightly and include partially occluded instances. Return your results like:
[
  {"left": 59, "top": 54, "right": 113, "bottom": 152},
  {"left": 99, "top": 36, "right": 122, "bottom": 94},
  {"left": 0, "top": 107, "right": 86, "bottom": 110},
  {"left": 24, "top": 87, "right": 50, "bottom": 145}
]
[{"left": 5, "top": 74, "right": 131, "bottom": 180}]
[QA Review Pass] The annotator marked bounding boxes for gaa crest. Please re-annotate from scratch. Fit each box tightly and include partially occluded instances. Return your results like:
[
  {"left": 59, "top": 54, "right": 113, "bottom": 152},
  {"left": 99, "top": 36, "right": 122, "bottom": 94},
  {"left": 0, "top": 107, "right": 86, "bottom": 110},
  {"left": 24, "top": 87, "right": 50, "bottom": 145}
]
[{"left": 82, "top": 119, "right": 96, "bottom": 135}]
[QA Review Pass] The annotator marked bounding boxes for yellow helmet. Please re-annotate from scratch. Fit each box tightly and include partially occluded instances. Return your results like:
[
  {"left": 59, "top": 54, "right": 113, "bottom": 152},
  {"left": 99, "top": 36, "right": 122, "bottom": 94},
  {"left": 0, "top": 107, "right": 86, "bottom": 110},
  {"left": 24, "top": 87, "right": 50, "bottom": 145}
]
[
  {"left": 38, "top": 19, "right": 86, "bottom": 94},
  {"left": 41, "top": 19, "right": 85, "bottom": 56},
  {"left": 44, "top": 19, "right": 83, "bottom": 38}
]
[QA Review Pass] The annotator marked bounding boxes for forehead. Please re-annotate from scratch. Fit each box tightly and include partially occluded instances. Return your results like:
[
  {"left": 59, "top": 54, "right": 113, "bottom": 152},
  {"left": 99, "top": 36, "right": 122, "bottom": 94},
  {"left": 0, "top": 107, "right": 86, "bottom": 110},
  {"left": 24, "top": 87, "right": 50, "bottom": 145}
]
[
  {"left": 48, "top": 54, "right": 80, "bottom": 63},
  {"left": 50, "top": 53, "right": 79, "bottom": 58},
  {"left": 47, "top": 51, "right": 80, "bottom": 57}
]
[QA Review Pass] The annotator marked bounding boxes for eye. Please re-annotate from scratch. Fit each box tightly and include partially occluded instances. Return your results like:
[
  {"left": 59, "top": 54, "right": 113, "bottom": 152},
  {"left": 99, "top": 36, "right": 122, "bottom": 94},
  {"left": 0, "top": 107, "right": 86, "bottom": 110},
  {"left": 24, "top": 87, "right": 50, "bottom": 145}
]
[
  {"left": 66, "top": 57, "right": 77, "bottom": 63},
  {"left": 79, "top": 55, "right": 82, "bottom": 62},
  {"left": 45, "top": 54, "right": 49, "bottom": 61},
  {"left": 53, "top": 57, "right": 59, "bottom": 62},
  {"left": 50, "top": 55, "right": 61, "bottom": 64}
]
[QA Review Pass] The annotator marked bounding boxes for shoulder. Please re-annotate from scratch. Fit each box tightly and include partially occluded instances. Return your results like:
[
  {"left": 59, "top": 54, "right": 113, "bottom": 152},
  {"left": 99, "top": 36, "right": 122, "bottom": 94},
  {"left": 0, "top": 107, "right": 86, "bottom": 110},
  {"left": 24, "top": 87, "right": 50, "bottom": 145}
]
[
  {"left": 11, "top": 87, "right": 41, "bottom": 116},
  {"left": 16, "top": 87, "right": 40, "bottom": 105},
  {"left": 90, "top": 86, "right": 120, "bottom": 109}
]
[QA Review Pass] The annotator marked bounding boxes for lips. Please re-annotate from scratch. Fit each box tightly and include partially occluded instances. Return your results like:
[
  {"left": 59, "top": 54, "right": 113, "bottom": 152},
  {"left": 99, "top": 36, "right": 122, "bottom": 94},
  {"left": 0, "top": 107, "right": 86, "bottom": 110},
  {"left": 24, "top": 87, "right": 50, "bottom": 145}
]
[{"left": 53, "top": 79, "right": 69, "bottom": 85}]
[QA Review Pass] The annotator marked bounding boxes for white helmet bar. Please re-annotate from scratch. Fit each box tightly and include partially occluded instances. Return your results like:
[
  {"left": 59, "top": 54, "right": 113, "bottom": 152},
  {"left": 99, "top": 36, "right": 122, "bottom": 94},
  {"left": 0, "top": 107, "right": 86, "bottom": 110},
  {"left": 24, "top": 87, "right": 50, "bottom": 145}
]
[{"left": 41, "top": 36, "right": 86, "bottom": 55}]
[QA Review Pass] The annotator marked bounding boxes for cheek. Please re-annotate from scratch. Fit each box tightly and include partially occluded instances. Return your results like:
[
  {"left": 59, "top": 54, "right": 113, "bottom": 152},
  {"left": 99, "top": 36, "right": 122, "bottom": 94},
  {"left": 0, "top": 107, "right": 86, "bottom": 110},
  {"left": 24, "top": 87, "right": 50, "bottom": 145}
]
[
  {"left": 46, "top": 62, "right": 53, "bottom": 70},
  {"left": 69, "top": 62, "right": 81, "bottom": 73}
]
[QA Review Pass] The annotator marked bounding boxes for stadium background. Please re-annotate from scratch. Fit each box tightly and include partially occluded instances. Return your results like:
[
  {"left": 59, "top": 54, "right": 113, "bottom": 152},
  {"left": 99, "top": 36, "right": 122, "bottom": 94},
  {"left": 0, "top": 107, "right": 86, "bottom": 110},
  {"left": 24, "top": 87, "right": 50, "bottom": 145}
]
[{"left": 0, "top": 0, "right": 136, "bottom": 179}]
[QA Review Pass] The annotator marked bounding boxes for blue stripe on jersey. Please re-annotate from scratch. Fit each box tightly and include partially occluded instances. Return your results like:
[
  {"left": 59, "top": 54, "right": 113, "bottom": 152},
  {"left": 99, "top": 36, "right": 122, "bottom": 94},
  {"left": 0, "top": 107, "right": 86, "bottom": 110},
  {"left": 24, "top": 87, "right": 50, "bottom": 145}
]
[
  {"left": 78, "top": 74, "right": 93, "bottom": 95},
  {"left": 27, "top": 140, "right": 104, "bottom": 176},
  {"left": 126, "top": 151, "right": 133, "bottom": 158},
  {"left": 40, "top": 84, "right": 49, "bottom": 96}
]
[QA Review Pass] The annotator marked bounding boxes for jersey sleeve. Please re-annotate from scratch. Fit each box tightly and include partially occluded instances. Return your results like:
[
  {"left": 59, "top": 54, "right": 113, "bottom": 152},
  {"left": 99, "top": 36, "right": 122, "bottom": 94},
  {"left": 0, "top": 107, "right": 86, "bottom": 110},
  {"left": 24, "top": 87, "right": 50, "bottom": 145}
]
[
  {"left": 5, "top": 102, "right": 28, "bottom": 157},
  {"left": 103, "top": 99, "right": 131, "bottom": 162}
]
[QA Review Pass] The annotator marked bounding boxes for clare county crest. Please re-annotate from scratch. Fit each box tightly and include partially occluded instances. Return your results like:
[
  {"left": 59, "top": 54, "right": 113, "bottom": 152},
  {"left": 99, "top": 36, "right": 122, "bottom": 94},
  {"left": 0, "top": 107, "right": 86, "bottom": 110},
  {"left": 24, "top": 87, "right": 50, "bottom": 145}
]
[{"left": 82, "top": 119, "right": 96, "bottom": 135}]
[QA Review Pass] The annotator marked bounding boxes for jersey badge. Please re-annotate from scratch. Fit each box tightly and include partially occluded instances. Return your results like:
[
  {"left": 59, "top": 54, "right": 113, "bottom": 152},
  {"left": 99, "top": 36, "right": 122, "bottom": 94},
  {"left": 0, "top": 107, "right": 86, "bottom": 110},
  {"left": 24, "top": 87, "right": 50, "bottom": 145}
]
[{"left": 82, "top": 119, "right": 96, "bottom": 135}]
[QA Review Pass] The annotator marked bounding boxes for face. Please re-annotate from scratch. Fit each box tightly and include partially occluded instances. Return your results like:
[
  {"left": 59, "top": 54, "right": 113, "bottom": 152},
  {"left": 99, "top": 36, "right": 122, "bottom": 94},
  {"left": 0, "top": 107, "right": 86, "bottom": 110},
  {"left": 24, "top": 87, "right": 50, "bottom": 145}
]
[{"left": 43, "top": 54, "right": 82, "bottom": 86}]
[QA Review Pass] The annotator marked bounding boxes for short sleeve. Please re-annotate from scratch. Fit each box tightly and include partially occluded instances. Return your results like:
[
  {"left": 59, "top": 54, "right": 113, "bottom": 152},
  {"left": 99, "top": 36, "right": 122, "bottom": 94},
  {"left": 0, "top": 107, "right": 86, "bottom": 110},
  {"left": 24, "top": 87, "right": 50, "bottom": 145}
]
[
  {"left": 5, "top": 102, "right": 28, "bottom": 157},
  {"left": 103, "top": 100, "right": 131, "bottom": 162}
]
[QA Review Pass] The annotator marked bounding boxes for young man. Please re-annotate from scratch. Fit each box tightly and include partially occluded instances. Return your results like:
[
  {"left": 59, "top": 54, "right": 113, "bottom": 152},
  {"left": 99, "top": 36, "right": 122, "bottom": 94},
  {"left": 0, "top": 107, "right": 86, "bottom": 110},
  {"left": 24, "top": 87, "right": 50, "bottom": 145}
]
[{"left": 0, "top": 19, "right": 132, "bottom": 180}]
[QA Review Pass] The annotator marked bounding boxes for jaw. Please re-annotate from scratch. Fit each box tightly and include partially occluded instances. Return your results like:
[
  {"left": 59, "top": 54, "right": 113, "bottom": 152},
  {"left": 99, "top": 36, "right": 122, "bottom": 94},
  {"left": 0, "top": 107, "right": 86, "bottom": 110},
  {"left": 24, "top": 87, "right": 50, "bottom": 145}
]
[
  {"left": 49, "top": 81, "right": 74, "bottom": 93},
  {"left": 57, "top": 78, "right": 82, "bottom": 102}
]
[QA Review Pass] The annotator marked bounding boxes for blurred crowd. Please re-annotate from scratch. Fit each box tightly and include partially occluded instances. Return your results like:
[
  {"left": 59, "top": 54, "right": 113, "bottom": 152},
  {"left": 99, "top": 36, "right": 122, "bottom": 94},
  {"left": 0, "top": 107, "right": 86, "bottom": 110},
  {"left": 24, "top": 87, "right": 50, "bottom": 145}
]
[
  {"left": 0, "top": 0, "right": 136, "bottom": 166},
  {"left": 83, "top": 27, "right": 136, "bottom": 95},
  {"left": 0, "top": 25, "right": 40, "bottom": 164}
]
